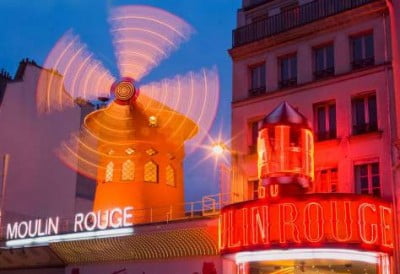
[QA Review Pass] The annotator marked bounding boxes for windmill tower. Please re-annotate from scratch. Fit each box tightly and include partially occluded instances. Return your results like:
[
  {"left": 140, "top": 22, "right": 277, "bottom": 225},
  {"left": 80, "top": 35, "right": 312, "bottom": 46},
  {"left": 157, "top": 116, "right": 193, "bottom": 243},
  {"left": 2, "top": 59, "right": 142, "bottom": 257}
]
[{"left": 36, "top": 6, "right": 219, "bottom": 223}]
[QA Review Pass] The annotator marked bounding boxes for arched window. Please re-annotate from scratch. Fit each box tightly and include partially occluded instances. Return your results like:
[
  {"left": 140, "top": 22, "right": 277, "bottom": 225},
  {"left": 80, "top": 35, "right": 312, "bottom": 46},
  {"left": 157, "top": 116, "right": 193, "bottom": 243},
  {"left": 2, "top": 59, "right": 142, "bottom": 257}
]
[
  {"left": 144, "top": 161, "right": 158, "bottom": 183},
  {"left": 166, "top": 165, "right": 175, "bottom": 187},
  {"left": 122, "top": 160, "right": 135, "bottom": 181},
  {"left": 105, "top": 161, "right": 114, "bottom": 182}
]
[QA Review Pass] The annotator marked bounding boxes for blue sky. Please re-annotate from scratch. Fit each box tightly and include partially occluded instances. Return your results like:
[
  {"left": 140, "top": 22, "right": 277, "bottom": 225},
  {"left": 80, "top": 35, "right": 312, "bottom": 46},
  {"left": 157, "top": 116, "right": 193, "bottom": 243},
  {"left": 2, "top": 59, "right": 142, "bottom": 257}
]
[{"left": 0, "top": 0, "right": 241, "bottom": 201}]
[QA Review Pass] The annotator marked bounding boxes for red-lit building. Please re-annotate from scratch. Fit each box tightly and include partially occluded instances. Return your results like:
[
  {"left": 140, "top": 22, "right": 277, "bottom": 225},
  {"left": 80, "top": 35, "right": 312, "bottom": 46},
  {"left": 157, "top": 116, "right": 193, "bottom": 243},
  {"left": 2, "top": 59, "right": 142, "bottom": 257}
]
[{"left": 228, "top": 0, "right": 400, "bottom": 272}]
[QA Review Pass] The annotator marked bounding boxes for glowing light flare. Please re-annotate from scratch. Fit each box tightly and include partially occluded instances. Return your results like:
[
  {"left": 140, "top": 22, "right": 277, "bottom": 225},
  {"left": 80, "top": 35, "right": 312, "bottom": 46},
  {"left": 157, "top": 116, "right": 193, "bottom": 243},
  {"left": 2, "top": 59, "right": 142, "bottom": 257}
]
[
  {"left": 109, "top": 5, "right": 193, "bottom": 80},
  {"left": 37, "top": 30, "right": 115, "bottom": 113},
  {"left": 139, "top": 67, "right": 219, "bottom": 152},
  {"left": 211, "top": 143, "right": 225, "bottom": 156}
]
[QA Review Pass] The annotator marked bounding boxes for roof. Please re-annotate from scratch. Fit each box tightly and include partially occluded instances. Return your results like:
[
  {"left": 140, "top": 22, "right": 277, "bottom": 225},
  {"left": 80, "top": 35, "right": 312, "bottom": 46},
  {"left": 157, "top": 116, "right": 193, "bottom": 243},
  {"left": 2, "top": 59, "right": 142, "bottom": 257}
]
[{"left": 261, "top": 101, "right": 312, "bottom": 129}]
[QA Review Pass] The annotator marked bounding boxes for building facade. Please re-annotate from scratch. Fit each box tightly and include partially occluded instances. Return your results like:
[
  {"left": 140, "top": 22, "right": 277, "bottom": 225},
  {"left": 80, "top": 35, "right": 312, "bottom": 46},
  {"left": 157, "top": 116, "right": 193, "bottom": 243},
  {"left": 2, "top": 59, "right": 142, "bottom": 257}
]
[{"left": 229, "top": 0, "right": 400, "bottom": 272}]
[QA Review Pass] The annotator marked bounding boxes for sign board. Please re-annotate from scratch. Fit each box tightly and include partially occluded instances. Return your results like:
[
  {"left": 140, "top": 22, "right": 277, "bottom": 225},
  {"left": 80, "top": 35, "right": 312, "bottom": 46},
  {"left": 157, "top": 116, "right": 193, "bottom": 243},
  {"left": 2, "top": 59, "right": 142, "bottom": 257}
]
[{"left": 220, "top": 194, "right": 394, "bottom": 254}]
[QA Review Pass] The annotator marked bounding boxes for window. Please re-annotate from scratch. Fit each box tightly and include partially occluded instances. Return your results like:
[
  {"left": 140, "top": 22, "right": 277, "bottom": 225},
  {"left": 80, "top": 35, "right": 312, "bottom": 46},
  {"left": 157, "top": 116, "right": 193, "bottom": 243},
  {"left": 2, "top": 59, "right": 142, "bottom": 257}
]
[
  {"left": 166, "top": 165, "right": 176, "bottom": 187},
  {"left": 314, "top": 101, "right": 336, "bottom": 141},
  {"left": 121, "top": 160, "right": 134, "bottom": 181},
  {"left": 249, "top": 63, "right": 266, "bottom": 96},
  {"left": 315, "top": 168, "right": 338, "bottom": 193},
  {"left": 355, "top": 162, "right": 380, "bottom": 196},
  {"left": 314, "top": 44, "right": 334, "bottom": 79},
  {"left": 105, "top": 161, "right": 114, "bottom": 182},
  {"left": 144, "top": 161, "right": 158, "bottom": 183},
  {"left": 249, "top": 120, "right": 261, "bottom": 153},
  {"left": 247, "top": 180, "right": 259, "bottom": 200},
  {"left": 351, "top": 32, "right": 374, "bottom": 70},
  {"left": 279, "top": 54, "right": 297, "bottom": 88},
  {"left": 352, "top": 93, "right": 378, "bottom": 135}
]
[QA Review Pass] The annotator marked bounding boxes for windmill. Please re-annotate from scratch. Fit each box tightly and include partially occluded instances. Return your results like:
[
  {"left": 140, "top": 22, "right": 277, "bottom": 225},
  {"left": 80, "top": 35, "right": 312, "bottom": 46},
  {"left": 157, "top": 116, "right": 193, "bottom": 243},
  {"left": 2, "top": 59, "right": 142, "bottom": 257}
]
[{"left": 36, "top": 5, "right": 220, "bottom": 221}]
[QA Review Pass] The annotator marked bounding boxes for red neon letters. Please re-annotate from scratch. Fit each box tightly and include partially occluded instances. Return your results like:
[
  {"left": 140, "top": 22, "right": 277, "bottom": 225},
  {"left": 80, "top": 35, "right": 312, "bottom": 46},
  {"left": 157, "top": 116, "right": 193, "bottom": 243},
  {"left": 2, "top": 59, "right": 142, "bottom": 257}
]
[{"left": 219, "top": 194, "right": 394, "bottom": 254}]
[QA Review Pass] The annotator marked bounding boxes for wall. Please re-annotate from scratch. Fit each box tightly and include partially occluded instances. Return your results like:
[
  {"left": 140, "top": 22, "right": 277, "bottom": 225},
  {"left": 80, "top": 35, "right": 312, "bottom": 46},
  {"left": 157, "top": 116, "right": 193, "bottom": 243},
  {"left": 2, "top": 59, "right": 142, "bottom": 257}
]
[{"left": 0, "top": 64, "right": 86, "bottom": 229}]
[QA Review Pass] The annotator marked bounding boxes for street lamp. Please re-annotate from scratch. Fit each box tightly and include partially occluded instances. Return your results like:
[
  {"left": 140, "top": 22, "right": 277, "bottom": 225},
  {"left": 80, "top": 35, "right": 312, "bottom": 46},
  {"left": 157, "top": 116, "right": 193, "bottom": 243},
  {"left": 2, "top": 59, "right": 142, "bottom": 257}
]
[{"left": 211, "top": 143, "right": 226, "bottom": 156}]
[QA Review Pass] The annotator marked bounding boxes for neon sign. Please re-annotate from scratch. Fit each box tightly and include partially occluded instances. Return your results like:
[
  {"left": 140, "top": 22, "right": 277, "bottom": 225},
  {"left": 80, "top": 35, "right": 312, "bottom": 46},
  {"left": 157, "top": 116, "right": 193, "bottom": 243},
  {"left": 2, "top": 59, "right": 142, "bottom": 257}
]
[
  {"left": 219, "top": 194, "right": 394, "bottom": 254},
  {"left": 6, "top": 206, "right": 134, "bottom": 241}
]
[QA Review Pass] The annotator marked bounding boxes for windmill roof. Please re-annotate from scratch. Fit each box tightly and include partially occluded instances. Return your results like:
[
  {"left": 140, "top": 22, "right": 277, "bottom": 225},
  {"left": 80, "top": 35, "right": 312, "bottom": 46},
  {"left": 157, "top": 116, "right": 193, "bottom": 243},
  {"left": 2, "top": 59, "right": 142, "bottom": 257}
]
[{"left": 262, "top": 101, "right": 311, "bottom": 129}]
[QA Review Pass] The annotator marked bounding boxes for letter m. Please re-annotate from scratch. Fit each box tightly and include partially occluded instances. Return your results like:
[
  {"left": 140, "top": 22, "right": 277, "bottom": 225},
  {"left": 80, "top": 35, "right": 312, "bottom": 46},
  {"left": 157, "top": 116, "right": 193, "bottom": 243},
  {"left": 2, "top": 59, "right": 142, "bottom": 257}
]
[{"left": 6, "top": 223, "right": 18, "bottom": 240}]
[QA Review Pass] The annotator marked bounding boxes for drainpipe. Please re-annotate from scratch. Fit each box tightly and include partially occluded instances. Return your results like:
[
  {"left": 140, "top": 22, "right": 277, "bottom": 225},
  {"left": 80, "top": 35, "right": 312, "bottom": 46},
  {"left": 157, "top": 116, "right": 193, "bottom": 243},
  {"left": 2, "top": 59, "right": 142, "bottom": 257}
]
[
  {"left": 0, "top": 154, "right": 10, "bottom": 237},
  {"left": 385, "top": 0, "right": 400, "bottom": 271}
]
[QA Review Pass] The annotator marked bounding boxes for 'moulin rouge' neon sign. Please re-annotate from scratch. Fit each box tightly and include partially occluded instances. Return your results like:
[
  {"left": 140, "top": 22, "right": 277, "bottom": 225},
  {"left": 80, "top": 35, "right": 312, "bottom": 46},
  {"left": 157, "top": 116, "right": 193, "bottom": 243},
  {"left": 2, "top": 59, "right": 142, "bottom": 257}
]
[{"left": 219, "top": 193, "right": 394, "bottom": 254}]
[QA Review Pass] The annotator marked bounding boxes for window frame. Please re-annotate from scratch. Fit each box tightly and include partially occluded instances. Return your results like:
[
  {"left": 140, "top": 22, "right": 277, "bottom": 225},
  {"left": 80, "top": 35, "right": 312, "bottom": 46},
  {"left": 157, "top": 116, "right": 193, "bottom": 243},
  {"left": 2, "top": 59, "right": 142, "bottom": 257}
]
[
  {"left": 279, "top": 53, "right": 297, "bottom": 88},
  {"left": 165, "top": 164, "right": 176, "bottom": 187},
  {"left": 313, "top": 43, "right": 334, "bottom": 80},
  {"left": 248, "top": 119, "right": 262, "bottom": 154},
  {"left": 354, "top": 161, "right": 380, "bottom": 197},
  {"left": 315, "top": 167, "right": 338, "bottom": 193},
  {"left": 350, "top": 31, "right": 374, "bottom": 70},
  {"left": 144, "top": 160, "right": 159, "bottom": 183},
  {"left": 248, "top": 62, "right": 266, "bottom": 96},
  {"left": 351, "top": 92, "right": 378, "bottom": 135},
  {"left": 313, "top": 100, "right": 337, "bottom": 141}
]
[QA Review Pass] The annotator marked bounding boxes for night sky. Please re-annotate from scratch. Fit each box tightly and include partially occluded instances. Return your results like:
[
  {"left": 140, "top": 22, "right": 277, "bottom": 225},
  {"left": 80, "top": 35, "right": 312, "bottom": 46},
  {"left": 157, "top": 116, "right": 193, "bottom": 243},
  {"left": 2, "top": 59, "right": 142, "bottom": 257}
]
[{"left": 0, "top": 0, "right": 241, "bottom": 201}]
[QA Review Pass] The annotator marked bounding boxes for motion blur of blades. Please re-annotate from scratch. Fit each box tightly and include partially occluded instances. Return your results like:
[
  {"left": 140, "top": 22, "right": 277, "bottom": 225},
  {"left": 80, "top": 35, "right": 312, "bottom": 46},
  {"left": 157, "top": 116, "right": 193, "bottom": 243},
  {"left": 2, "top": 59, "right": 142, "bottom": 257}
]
[
  {"left": 139, "top": 67, "right": 220, "bottom": 150},
  {"left": 36, "top": 30, "right": 115, "bottom": 114},
  {"left": 109, "top": 5, "right": 194, "bottom": 80},
  {"left": 36, "top": 4, "right": 220, "bottom": 179}
]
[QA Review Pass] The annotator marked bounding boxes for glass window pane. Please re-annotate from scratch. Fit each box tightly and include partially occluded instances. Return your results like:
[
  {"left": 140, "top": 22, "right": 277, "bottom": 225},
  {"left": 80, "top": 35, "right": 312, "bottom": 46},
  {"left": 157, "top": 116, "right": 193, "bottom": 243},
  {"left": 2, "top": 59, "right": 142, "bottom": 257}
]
[
  {"left": 365, "top": 33, "right": 374, "bottom": 59},
  {"left": 329, "top": 104, "right": 336, "bottom": 135},
  {"left": 368, "top": 95, "right": 377, "bottom": 126},
  {"left": 352, "top": 37, "right": 363, "bottom": 61},
  {"left": 315, "top": 48, "right": 324, "bottom": 71},
  {"left": 260, "top": 64, "right": 266, "bottom": 87},
  {"left": 317, "top": 106, "right": 326, "bottom": 133},
  {"left": 359, "top": 165, "right": 368, "bottom": 176},
  {"left": 371, "top": 162, "right": 379, "bottom": 174},
  {"left": 353, "top": 98, "right": 365, "bottom": 126},
  {"left": 290, "top": 55, "right": 297, "bottom": 79},
  {"left": 326, "top": 45, "right": 334, "bottom": 68},
  {"left": 251, "top": 67, "right": 258, "bottom": 88},
  {"left": 281, "top": 58, "right": 289, "bottom": 81},
  {"left": 372, "top": 175, "right": 380, "bottom": 188},
  {"left": 360, "top": 177, "right": 368, "bottom": 189}
]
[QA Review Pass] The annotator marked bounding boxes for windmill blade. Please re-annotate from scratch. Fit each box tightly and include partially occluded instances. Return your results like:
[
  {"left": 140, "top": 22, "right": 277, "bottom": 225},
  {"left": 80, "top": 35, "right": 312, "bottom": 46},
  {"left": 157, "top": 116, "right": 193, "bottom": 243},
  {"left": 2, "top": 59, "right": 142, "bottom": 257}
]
[
  {"left": 109, "top": 5, "right": 193, "bottom": 81},
  {"left": 37, "top": 30, "right": 115, "bottom": 113},
  {"left": 139, "top": 67, "right": 220, "bottom": 149}
]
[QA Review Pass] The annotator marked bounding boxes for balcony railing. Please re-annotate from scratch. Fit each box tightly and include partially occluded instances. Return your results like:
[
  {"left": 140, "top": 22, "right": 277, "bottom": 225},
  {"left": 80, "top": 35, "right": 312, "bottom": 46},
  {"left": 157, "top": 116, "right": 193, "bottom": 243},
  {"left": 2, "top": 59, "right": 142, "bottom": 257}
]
[
  {"left": 279, "top": 77, "right": 297, "bottom": 88},
  {"left": 249, "top": 86, "right": 266, "bottom": 96},
  {"left": 352, "top": 123, "right": 378, "bottom": 135},
  {"left": 233, "top": 0, "right": 378, "bottom": 48},
  {"left": 351, "top": 57, "right": 375, "bottom": 70},
  {"left": 316, "top": 130, "right": 336, "bottom": 141},
  {"left": 314, "top": 67, "right": 335, "bottom": 80}
]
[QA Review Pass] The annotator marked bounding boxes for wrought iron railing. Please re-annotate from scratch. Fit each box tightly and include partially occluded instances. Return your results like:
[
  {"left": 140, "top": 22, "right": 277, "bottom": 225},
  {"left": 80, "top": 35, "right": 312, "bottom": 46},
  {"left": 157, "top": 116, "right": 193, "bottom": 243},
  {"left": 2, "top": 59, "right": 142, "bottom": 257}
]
[{"left": 233, "top": 0, "right": 378, "bottom": 48}]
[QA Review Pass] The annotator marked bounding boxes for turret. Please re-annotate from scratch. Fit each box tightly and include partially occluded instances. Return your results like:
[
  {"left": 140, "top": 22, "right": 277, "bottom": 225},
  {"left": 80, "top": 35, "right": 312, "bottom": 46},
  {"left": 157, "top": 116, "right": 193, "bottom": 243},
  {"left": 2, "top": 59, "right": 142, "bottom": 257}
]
[{"left": 257, "top": 102, "right": 314, "bottom": 197}]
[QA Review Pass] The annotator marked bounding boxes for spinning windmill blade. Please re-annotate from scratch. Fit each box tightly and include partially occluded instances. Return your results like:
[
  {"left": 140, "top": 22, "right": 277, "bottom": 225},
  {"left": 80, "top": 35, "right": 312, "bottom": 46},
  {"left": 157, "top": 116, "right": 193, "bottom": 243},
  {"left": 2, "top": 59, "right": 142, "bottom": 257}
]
[{"left": 36, "top": 5, "right": 220, "bottom": 180}]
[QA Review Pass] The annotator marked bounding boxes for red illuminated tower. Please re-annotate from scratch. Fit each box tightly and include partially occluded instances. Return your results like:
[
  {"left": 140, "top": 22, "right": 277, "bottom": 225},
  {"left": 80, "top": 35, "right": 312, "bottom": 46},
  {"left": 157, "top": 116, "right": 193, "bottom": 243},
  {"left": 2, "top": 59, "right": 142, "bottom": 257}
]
[{"left": 257, "top": 102, "right": 314, "bottom": 197}]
